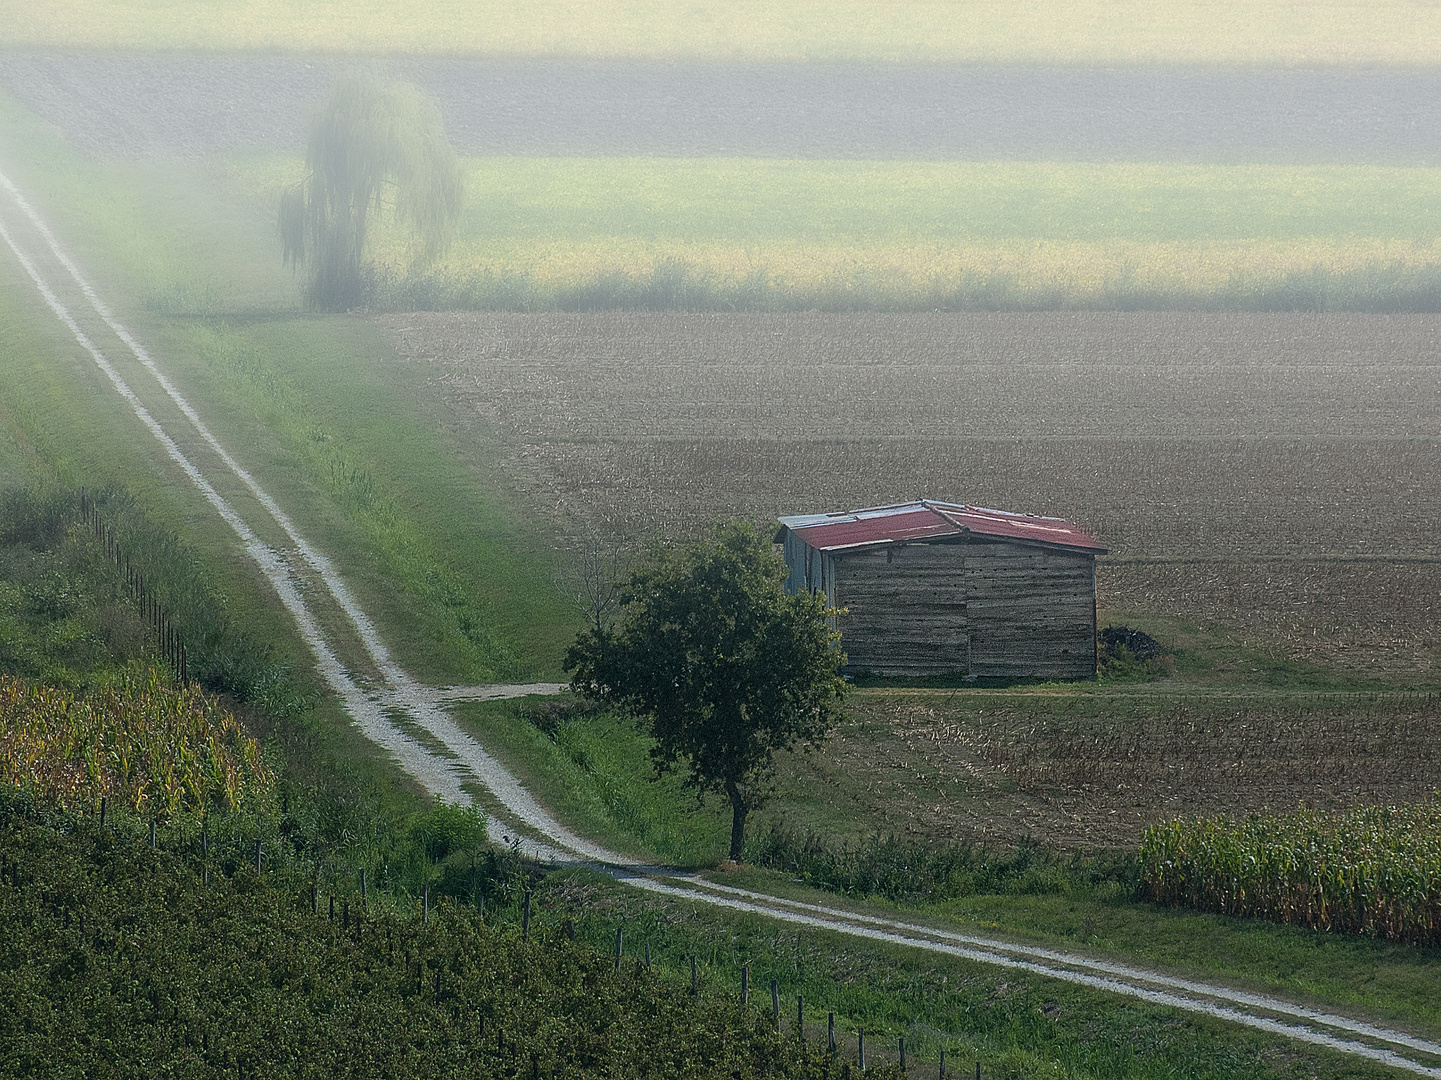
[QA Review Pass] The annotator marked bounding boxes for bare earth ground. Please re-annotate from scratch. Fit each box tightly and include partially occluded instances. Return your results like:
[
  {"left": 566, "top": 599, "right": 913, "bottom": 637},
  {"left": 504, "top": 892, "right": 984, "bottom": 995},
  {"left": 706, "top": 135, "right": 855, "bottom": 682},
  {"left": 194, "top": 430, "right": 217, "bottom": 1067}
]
[
  {"left": 383, "top": 310, "right": 1441, "bottom": 683},
  {"left": 794, "top": 692, "right": 1441, "bottom": 848}
]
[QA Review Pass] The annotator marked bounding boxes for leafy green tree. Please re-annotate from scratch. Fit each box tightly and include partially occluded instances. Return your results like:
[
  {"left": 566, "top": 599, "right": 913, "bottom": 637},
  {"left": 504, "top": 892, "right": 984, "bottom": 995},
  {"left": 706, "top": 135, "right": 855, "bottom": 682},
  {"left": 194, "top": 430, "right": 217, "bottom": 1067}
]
[
  {"left": 279, "top": 74, "right": 464, "bottom": 311},
  {"left": 567, "top": 521, "right": 847, "bottom": 862}
]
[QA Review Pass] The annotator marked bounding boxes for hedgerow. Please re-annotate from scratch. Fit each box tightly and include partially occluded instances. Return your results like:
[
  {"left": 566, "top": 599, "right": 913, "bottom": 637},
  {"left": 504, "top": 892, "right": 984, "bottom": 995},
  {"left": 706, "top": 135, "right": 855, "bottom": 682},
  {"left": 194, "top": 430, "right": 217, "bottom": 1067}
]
[{"left": 746, "top": 824, "right": 1135, "bottom": 904}]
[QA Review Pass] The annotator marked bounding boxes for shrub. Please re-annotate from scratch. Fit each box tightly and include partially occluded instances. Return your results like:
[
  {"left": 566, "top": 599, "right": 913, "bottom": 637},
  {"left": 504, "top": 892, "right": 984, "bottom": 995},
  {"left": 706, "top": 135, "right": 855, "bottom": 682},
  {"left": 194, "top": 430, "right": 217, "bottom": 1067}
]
[
  {"left": 746, "top": 825, "right": 1134, "bottom": 904},
  {"left": 409, "top": 802, "right": 487, "bottom": 862}
]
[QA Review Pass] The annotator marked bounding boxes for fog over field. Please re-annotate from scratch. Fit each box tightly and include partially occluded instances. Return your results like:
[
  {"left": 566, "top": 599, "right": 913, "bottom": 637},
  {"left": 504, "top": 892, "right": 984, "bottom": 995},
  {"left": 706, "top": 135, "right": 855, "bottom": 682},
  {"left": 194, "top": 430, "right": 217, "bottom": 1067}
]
[
  {"left": 5, "top": 53, "right": 1441, "bottom": 162},
  {"left": 9, "top": 11, "right": 1441, "bottom": 1076},
  {"left": 3, "top": 44, "right": 1438, "bottom": 682}
]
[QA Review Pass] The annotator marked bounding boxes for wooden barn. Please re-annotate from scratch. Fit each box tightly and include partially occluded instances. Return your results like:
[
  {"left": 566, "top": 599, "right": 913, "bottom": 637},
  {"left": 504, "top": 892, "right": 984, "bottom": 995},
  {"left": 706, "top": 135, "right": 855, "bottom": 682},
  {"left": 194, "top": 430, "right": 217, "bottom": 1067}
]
[{"left": 777, "top": 500, "right": 1106, "bottom": 679}]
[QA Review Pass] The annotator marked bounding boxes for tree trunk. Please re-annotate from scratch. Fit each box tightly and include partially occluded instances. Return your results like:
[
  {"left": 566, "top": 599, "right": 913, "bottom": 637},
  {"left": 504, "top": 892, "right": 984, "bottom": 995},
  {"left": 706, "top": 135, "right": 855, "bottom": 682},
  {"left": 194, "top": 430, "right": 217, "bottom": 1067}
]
[{"left": 725, "top": 777, "right": 747, "bottom": 862}]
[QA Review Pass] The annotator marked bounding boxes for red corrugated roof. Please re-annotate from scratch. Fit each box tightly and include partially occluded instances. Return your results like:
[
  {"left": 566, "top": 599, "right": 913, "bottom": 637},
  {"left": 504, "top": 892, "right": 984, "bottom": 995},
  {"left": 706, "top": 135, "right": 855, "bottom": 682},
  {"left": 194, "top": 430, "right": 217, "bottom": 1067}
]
[{"left": 779, "top": 500, "right": 1105, "bottom": 554}]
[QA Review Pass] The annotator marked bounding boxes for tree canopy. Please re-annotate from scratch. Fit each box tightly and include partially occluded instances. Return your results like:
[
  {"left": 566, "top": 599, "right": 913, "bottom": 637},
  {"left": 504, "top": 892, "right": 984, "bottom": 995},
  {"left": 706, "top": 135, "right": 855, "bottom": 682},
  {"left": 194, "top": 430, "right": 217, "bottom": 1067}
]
[
  {"left": 279, "top": 74, "right": 464, "bottom": 311},
  {"left": 566, "top": 521, "right": 847, "bottom": 861}
]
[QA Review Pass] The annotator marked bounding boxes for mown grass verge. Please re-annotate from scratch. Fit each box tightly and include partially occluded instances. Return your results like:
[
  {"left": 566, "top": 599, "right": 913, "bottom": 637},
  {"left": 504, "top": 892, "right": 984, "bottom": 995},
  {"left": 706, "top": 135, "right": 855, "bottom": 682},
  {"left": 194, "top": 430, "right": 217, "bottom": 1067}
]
[{"left": 452, "top": 694, "right": 1441, "bottom": 1039}]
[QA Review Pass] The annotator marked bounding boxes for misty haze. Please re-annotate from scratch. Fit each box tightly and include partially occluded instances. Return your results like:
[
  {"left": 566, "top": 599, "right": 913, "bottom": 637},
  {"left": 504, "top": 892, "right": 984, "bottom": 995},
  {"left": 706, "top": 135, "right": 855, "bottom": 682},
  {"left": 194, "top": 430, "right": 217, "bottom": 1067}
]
[{"left": 1, "top": 5, "right": 1439, "bottom": 1078}]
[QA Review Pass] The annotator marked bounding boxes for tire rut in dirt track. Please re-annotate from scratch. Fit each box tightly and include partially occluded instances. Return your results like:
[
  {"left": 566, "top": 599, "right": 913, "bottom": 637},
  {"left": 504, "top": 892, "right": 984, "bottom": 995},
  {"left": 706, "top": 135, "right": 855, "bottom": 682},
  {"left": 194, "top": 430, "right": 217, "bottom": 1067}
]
[{"left": 2, "top": 167, "right": 1439, "bottom": 1077}]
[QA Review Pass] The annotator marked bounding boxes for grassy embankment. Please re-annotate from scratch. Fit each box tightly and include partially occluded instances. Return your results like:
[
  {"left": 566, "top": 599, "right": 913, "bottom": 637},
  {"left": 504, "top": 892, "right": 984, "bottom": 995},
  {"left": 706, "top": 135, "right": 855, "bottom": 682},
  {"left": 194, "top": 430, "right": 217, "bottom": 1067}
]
[
  {"left": 231, "top": 157, "right": 1441, "bottom": 313},
  {"left": 0, "top": 91, "right": 574, "bottom": 685},
  {"left": 3, "top": 0, "right": 1439, "bottom": 65}
]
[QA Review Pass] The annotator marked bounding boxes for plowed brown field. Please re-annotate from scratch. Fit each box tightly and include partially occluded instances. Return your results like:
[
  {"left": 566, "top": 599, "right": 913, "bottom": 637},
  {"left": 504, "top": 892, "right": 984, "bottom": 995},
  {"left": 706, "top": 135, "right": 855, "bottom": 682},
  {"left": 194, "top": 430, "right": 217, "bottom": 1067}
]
[
  {"left": 385, "top": 310, "right": 1441, "bottom": 681},
  {"left": 815, "top": 692, "right": 1441, "bottom": 847}
]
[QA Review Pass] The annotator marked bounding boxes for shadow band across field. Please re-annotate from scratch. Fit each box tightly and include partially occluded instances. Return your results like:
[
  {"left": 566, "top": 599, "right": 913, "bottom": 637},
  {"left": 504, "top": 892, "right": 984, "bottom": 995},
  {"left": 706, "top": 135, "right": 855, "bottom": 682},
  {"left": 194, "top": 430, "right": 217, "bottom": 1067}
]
[{"left": 5, "top": 53, "right": 1441, "bottom": 163}]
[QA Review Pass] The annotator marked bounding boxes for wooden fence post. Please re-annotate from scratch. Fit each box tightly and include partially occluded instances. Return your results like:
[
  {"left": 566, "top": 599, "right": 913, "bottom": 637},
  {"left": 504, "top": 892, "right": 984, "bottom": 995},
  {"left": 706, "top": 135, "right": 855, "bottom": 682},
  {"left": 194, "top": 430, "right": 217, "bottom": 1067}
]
[
  {"left": 899, "top": 1037, "right": 906, "bottom": 1070},
  {"left": 858, "top": 1028, "right": 865, "bottom": 1072}
]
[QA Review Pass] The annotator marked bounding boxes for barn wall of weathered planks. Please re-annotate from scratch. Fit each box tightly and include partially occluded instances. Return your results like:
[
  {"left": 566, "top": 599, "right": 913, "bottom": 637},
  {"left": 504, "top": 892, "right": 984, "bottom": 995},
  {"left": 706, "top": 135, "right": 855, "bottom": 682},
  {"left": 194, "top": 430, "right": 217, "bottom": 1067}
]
[
  {"left": 778, "top": 501, "right": 1103, "bottom": 679},
  {"left": 963, "top": 541, "right": 1096, "bottom": 678},
  {"left": 832, "top": 541, "right": 969, "bottom": 676},
  {"left": 825, "top": 538, "right": 1096, "bottom": 678}
]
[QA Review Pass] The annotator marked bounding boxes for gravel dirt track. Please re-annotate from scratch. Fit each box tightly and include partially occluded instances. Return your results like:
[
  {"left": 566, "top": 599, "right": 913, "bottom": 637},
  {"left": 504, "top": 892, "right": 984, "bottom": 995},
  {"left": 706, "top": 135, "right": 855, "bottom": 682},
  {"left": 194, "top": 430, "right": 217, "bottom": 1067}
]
[
  {"left": 385, "top": 310, "right": 1441, "bottom": 679},
  {"left": 4, "top": 52, "right": 1441, "bottom": 162}
]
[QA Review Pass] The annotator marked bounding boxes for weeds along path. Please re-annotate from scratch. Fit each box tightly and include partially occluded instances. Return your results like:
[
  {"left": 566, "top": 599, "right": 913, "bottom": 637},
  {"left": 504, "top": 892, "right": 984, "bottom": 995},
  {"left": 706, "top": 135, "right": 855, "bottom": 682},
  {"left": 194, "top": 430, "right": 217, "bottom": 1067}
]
[{"left": 1, "top": 170, "right": 1438, "bottom": 1078}]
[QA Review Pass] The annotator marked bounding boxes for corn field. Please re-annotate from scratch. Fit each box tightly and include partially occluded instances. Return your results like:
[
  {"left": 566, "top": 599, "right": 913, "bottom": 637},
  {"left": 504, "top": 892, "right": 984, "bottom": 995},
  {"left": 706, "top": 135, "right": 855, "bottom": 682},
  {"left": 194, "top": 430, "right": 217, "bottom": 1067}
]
[
  {"left": 0, "top": 674, "right": 271, "bottom": 817},
  {"left": 1139, "top": 800, "right": 1441, "bottom": 945}
]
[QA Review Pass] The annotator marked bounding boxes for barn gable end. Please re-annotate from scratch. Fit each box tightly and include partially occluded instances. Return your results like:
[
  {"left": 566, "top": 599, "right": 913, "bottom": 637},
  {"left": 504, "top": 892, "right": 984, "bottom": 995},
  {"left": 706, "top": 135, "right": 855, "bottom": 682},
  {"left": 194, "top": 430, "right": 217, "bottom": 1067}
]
[{"left": 778, "top": 500, "right": 1105, "bottom": 680}]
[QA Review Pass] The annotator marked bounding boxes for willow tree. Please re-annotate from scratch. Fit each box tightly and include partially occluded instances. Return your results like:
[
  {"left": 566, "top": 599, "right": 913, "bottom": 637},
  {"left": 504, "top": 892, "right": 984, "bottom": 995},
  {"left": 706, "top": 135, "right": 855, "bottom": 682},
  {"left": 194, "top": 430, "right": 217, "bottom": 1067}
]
[{"left": 279, "top": 75, "right": 464, "bottom": 311}]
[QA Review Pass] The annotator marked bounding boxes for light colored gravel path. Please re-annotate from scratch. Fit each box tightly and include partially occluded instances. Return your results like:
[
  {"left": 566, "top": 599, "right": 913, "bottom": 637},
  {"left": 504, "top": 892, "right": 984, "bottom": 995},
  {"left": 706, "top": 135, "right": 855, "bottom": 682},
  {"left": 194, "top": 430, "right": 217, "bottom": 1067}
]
[{"left": 2, "top": 166, "right": 1438, "bottom": 1077}]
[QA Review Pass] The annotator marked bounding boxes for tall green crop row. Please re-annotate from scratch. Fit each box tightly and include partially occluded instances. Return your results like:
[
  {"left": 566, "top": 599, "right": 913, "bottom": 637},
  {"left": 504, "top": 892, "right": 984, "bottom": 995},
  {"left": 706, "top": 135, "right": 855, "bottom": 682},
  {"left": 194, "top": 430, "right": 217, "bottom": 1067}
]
[
  {"left": 1140, "top": 800, "right": 1441, "bottom": 945},
  {"left": 0, "top": 673, "right": 271, "bottom": 817}
]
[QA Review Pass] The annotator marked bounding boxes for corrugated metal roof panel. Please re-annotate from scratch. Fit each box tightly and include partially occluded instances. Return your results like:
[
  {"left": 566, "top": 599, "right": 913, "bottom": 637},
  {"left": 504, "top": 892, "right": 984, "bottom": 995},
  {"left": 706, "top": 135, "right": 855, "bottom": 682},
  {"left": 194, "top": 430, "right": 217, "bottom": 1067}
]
[
  {"left": 783, "top": 507, "right": 958, "bottom": 551},
  {"left": 930, "top": 503, "right": 1106, "bottom": 552},
  {"left": 782, "top": 499, "right": 1105, "bottom": 554}
]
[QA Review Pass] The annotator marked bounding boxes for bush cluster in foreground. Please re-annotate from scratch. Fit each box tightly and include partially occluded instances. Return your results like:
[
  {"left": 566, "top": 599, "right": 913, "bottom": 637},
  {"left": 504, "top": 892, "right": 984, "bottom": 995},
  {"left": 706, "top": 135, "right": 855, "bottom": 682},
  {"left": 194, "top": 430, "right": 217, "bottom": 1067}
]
[{"left": 0, "top": 798, "right": 888, "bottom": 1079}]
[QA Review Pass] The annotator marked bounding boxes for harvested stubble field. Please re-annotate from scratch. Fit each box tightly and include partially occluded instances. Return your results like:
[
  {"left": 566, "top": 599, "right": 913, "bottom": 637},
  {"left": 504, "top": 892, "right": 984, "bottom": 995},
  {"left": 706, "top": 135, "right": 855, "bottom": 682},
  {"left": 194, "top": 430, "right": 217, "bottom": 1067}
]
[
  {"left": 384, "top": 310, "right": 1441, "bottom": 681},
  {"left": 811, "top": 692, "right": 1441, "bottom": 849}
]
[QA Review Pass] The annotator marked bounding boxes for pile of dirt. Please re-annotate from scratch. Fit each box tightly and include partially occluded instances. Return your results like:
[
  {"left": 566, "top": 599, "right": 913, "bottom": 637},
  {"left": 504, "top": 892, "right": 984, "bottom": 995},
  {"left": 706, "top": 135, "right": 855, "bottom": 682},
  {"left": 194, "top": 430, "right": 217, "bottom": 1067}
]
[{"left": 1100, "top": 625, "right": 1164, "bottom": 662}]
